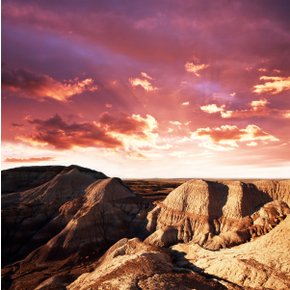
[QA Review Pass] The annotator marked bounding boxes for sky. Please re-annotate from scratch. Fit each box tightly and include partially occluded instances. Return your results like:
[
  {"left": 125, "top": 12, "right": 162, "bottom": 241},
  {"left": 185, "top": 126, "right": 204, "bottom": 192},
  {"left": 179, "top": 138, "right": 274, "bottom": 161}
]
[{"left": 2, "top": 0, "right": 290, "bottom": 178}]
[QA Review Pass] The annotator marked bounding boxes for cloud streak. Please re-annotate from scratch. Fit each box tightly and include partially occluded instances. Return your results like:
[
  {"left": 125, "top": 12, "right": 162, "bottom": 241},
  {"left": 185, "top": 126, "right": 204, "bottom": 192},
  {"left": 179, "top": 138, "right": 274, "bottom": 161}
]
[
  {"left": 253, "top": 76, "right": 290, "bottom": 95},
  {"left": 201, "top": 100, "right": 290, "bottom": 119},
  {"left": 4, "top": 156, "right": 54, "bottom": 163}
]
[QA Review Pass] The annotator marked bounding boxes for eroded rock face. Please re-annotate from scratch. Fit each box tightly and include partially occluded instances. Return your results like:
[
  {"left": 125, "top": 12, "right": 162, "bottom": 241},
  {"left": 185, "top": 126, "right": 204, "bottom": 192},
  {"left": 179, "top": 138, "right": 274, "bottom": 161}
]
[
  {"left": 173, "top": 215, "right": 290, "bottom": 289},
  {"left": 146, "top": 179, "right": 290, "bottom": 249},
  {"left": 67, "top": 238, "right": 227, "bottom": 290}
]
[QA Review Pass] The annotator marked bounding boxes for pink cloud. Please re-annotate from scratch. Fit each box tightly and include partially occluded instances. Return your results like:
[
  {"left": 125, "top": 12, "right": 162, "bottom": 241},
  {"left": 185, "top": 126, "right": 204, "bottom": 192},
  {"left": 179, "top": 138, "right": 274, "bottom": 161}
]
[
  {"left": 2, "top": 1, "right": 290, "bottom": 176},
  {"left": 129, "top": 72, "right": 157, "bottom": 91},
  {"left": 200, "top": 104, "right": 225, "bottom": 114},
  {"left": 200, "top": 100, "right": 290, "bottom": 119},
  {"left": 184, "top": 62, "right": 209, "bottom": 77},
  {"left": 192, "top": 124, "right": 279, "bottom": 151}
]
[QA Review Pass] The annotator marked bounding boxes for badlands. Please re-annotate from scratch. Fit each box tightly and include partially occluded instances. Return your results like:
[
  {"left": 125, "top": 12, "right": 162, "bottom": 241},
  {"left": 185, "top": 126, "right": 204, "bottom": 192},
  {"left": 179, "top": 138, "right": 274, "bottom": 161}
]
[{"left": 1, "top": 165, "right": 290, "bottom": 289}]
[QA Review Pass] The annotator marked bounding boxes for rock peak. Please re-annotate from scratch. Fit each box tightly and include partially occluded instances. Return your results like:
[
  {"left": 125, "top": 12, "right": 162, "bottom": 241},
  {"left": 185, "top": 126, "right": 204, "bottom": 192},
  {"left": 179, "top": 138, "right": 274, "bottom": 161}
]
[{"left": 85, "top": 177, "right": 135, "bottom": 203}]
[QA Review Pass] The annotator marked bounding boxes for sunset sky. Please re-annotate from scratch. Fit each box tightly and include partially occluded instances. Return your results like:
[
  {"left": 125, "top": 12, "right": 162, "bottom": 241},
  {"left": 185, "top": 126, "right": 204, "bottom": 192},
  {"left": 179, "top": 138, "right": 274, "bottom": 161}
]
[{"left": 2, "top": 0, "right": 290, "bottom": 178}]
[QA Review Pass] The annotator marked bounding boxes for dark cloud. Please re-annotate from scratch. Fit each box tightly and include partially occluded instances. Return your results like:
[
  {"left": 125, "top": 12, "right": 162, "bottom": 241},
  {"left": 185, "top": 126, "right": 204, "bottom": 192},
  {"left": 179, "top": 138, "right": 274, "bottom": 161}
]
[
  {"left": 2, "top": 65, "right": 50, "bottom": 91},
  {"left": 24, "top": 114, "right": 122, "bottom": 149},
  {"left": 11, "top": 123, "right": 24, "bottom": 127},
  {"left": 2, "top": 65, "right": 97, "bottom": 101},
  {"left": 3, "top": 0, "right": 290, "bottom": 64},
  {"left": 20, "top": 113, "right": 156, "bottom": 150}
]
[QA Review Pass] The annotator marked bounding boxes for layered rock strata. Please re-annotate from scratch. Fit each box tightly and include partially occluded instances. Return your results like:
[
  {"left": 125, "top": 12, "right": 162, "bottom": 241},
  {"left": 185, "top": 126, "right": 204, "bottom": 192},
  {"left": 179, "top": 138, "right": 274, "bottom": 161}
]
[{"left": 146, "top": 179, "right": 290, "bottom": 249}]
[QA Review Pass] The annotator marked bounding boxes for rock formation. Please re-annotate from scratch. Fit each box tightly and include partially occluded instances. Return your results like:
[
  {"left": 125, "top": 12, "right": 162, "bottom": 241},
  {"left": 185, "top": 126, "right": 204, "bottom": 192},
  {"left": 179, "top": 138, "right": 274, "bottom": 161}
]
[{"left": 146, "top": 179, "right": 290, "bottom": 249}]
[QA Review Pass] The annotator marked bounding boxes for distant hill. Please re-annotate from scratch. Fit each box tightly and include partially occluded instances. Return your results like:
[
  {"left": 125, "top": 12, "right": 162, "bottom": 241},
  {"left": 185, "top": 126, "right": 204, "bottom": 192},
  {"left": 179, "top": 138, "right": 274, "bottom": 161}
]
[{"left": 1, "top": 165, "right": 107, "bottom": 194}]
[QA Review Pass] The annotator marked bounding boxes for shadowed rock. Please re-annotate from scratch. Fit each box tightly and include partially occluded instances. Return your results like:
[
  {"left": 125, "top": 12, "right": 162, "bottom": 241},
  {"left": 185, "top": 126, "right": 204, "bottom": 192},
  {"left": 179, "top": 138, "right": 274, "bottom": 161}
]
[{"left": 2, "top": 166, "right": 103, "bottom": 265}]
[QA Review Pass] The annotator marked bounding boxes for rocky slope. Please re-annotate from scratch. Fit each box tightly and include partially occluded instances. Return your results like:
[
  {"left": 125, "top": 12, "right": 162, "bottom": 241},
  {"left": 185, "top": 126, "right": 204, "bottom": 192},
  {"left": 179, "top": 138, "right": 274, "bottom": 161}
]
[
  {"left": 2, "top": 166, "right": 103, "bottom": 265},
  {"left": 22, "top": 177, "right": 148, "bottom": 263},
  {"left": 146, "top": 179, "right": 290, "bottom": 249},
  {"left": 67, "top": 238, "right": 227, "bottom": 290}
]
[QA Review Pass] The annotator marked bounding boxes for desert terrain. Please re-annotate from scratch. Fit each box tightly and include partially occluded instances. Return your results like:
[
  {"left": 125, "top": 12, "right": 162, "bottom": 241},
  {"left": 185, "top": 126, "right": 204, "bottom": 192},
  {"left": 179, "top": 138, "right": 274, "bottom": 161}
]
[{"left": 2, "top": 165, "right": 290, "bottom": 289}]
